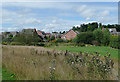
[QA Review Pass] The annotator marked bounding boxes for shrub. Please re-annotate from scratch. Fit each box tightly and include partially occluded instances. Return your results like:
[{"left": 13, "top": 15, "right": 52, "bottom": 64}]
[
  {"left": 56, "top": 39, "right": 64, "bottom": 43},
  {"left": 51, "top": 36, "right": 55, "bottom": 41},
  {"left": 2, "top": 42, "right": 8, "bottom": 45},
  {"left": 93, "top": 29, "right": 103, "bottom": 43},
  {"left": 36, "top": 43, "right": 45, "bottom": 46},
  {"left": 51, "top": 40, "right": 56, "bottom": 43},
  {"left": 76, "top": 32, "right": 95, "bottom": 44},
  {"left": 92, "top": 40, "right": 100, "bottom": 46},
  {"left": 101, "top": 29, "right": 110, "bottom": 46},
  {"left": 110, "top": 35, "right": 120, "bottom": 49},
  {"left": 10, "top": 42, "right": 25, "bottom": 45},
  {"left": 75, "top": 43, "right": 85, "bottom": 47}
]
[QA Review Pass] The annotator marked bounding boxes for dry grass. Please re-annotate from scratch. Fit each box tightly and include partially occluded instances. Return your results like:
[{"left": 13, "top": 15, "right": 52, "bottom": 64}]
[{"left": 2, "top": 45, "right": 118, "bottom": 80}]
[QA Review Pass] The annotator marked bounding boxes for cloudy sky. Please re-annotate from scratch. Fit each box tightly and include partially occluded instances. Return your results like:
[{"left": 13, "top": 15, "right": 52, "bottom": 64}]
[{"left": 1, "top": 2, "right": 118, "bottom": 32}]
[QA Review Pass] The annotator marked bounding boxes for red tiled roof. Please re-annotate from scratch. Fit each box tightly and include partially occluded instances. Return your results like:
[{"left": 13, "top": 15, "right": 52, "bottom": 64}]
[
  {"left": 45, "top": 33, "right": 51, "bottom": 35},
  {"left": 37, "top": 30, "right": 43, "bottom": 36}
]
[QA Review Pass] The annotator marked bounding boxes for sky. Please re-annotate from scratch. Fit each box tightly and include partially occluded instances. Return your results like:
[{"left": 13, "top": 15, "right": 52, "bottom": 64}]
[{"left": 1, "top": 1, "right": 118, "bottom": 33}]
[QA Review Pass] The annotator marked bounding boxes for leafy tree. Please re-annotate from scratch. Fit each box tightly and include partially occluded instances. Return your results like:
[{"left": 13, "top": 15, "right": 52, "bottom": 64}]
[
  {"left": 76, "top": 32, "right": 95, "bottom": 44},
  {"left": 110, "top": 35, "right": 120, "bottom": 49},
  {"left": 101, "top": 29, "right": 110, "bottom": 46},
  {"left": 93, "top": 29, "right": 103, "bottom": 43},
  {"left": 2, "top": 34, "right": 13, "bottom": 42},
  {"left": 51, "top": 36, "right": 55, "bottom": 41}
]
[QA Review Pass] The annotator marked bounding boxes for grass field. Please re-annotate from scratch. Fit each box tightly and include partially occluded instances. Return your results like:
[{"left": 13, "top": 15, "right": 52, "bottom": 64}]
[
  {"left": 2, "top": 67, "right": 16, "bottom": 80},
  {"left": 2, "top": 45, "right": 118, "bottom": 80},
  {"left": 48, "top": 46, "right": 118, "bottom": 58}
]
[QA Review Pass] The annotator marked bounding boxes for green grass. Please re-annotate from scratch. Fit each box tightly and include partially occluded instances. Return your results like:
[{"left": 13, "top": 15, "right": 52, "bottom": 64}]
[
  {"left": 2, "top": 67, "right": 16, "bottom": 80},
  {"left": 48, "top": 46, "right": 118, "bottom": 58}
]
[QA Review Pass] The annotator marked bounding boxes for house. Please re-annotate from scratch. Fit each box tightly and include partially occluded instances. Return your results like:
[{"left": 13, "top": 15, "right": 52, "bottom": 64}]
[
  {"left": 51, "top": 32, "right": 61, "bottom": 39},
  {"left": 2, "top": 31, "right": 19, "bottom": 39},
  {"left": 61, "top": 29, "right": 80, "bottom": 40},
  {"left": 102, "top": 28, "right": 120, "bottom": 35},
  {"left": 10, "top": 31, "right": 19, "bottom": 37},
  {"left": 21, "top": 28, "right": 36, "bottom": 35},
  {"left": 2, "top": 32, "right": 11, "bottom": 38},
  {"left": 37, "top": 30, "right": 46, "bottom": 38},
  {"left": 45, "top": 33, "right": 51, "bottom": 38}
]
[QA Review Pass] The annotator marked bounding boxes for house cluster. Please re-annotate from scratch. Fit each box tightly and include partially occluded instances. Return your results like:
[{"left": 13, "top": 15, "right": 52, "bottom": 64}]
[
  {"left": 102, "top": 28, "right": 120, "bottom": 36},
  {"left": 1, "top": 28, "right": 79, "bottom": 40},
  {"left": 1, "top": 27, "right": 120, "bottom": 41}
]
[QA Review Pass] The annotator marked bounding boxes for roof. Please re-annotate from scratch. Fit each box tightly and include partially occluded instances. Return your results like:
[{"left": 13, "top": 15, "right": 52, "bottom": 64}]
[
  {"left": 75, "top": 31, "right": 80, "bottom": 34},
  {"left": 45, "top": 33, "right": 51, "bottom": 35},
  {"left": 61, "top": 29, "right": 78, "bottom": 37},
  {"left": 37, "top": 30, "right": 45, "bottom": 35},
  {"left": 108, "top": 28, "right": 117, "bottom": 32}
]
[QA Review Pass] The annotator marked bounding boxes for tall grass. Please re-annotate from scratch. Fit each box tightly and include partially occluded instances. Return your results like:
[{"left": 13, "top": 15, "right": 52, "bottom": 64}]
[{"left": 2, "top": 45, "right": 118, "bottom": 80}]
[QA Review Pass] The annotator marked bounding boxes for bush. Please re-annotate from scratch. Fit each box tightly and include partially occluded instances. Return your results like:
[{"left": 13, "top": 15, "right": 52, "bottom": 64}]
[
  {"left": 75, "top": 43, "right": 85, "bottom": 47},
  {"left": 10, "top": 42, "right": 25, "bottom": 45},
  {"left": 56, "top": 39, "right": 64, "bottom": 43},
  {"left": 92, "top": 40, "right": 100, "bottom": 46},
  {"left": 93, "top": 29, "right": 103, "bottom": 43},
  {"left": 51, "top": 40, "right": 56, "bottom": 43},
  {"left": 2, "top": 42, "right": 8, "bottom": 45},
  {"left": 76, "top": 32, "right": 95, "bottom": 44},
  {"left": 36, "top": 43, "right": 45, "bottom": 46},
  {"left": 101, "top": 29, "right": 110, "bottom": 46},
  {"left": 110, "top": 35, "right": 120, "bottom": 49}
]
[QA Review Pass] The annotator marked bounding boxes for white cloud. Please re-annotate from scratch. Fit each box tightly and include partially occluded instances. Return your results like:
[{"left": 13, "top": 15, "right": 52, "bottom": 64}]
[
  {"left": 1, "top": 2, "right": 118, "bottom": 32},
  {"left": 73, "top": 4, "right": 117, "bottom": 24},
  {"left": 2, "top": 0, "right": 120, "bottom": 2}
]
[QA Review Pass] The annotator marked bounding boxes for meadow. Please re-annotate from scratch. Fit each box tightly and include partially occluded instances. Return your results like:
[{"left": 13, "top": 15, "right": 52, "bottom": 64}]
[
  {"left": 48, "top": 46, "right": 118, "bottom": 59},
  {"left": 2, "top": 45, "right": 118, "bottom": 80}
]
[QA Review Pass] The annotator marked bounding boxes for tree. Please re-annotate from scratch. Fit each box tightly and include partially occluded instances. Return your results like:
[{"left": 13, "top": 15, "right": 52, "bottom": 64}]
[
  {"left": 93, "top": 29, "right": 103, "bottom": 44},
  {"left": 101, "top": 29, "right": 110, "bottom": 46},
  {"left": 99, "top": 23, "right": 102, "bottom": 29},
  {"left": 2, "top": 34, "right": 13, "bottom": 42},
  {"left": 76, "top": 32, "right": 95, "bottom": 44},
  {"left": 51, "top": 36, "right": 55, "bottom": 41}
]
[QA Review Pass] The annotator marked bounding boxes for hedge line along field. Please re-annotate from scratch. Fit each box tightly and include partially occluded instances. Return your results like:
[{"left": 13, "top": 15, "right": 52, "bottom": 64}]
[
  {"left": 2, "top": 45, "right": 118, "bottom": 80},
  {"left": 48, "top": 46, "right": 118, "bottom": 59}
]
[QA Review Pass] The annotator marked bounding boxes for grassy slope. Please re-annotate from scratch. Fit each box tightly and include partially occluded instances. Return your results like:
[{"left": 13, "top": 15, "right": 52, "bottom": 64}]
[
  {"left": 2, "top": 67, "right": 16, "bottom": 80},
  {"left": 49, "top": 46, "right": 118, "bottom": 58}
]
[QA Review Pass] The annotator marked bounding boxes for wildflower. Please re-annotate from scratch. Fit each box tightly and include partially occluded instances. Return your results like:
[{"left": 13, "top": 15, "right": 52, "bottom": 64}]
[
  {"left": 105, "top": 69, "right": 108, "bottom": 72},
  {"left": 24, "top": 58, "right": 26, "bottom": 60},
  {"left": 53, "top": 67, "right": 55, "bottom": 70},
  {"left": 72, "top": 62, "right": 74, "bottom": 64},
  {"left": 49, "top": 67, "right": 51, "bottom": 69}
]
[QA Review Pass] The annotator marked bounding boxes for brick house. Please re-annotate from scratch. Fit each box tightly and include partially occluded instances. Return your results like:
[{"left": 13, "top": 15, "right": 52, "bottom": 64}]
[{"left": 61, "top": 29, "right": 80, "bottom": 40}]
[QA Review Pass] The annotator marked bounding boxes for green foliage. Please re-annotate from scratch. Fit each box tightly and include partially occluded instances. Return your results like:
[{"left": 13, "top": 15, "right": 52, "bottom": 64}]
[
  {"left": 110, "top": 35, "right": 120, "bottom": 49},
  {"left": 50, "top": 36, "right": 55, "bottom": 41},
  {"left": 2, "top": 42, "right": 8, "bottom": 45},
  {"left": 92, "top": 40, "right": 100, "bottom": 46},
  {"left": 76, "top": 32, "right": 95, "bottom": 44},
  {"left": 56, "top": 38, "right": 64, "bottom": 43},
  {"left": 101, "top": 29, "right": 110, "bottom": 46},
  {"left": 36, "top": 43, "right": 45, "bottom": 46},
  {"left": 93, "top": 29, "right": 103, "bottom": 43},
  {"left": 2, "top": 67, "right": 16, "bottom": 80},
  {"left": 2, "top": 34, "right": 13, "bottom": 43},
  {"left": 72, "top": 22, "right": 98, "bottom": 32},
  {"left": 13, "top": 33, "right": 42, "bottom": 45},
  {"left": 10, "top": 42, "right": 25, "bottom": 45}
]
